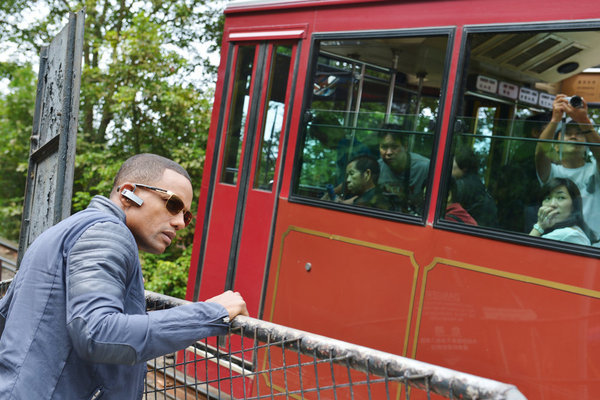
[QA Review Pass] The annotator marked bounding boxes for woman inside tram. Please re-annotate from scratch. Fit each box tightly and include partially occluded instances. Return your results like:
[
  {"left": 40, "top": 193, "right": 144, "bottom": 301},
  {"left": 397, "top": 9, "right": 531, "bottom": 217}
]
[{"left": 529, "top": 177, "right": 594, "bottom": 245}]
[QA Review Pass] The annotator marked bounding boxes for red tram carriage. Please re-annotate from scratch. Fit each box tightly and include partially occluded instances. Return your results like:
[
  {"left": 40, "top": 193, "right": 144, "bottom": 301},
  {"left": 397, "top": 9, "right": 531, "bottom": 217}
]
[{"left": 185, "top": 1, "right": 600, "bottom": 398}]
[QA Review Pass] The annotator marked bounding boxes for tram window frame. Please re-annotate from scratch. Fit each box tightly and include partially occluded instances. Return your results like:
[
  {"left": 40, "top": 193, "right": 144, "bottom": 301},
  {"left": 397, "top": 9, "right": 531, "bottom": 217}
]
[
  {"left": 289, "top": 28, "right": 456, "bottom": 224},
  {"left": 220, "top": 45, "right": 258, "bottom": 185},
  {"left": 253, "top": 44, "right": 294, "bottom": 192},
  {"left": 438, "top": 21, "right": 600, "bottom": 257}
]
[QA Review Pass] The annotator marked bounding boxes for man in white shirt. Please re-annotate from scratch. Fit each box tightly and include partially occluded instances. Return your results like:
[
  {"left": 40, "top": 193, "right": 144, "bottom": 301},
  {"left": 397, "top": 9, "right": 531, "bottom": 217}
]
[{"left": 535, "top": 94, "right": 600, "bottom": 242}]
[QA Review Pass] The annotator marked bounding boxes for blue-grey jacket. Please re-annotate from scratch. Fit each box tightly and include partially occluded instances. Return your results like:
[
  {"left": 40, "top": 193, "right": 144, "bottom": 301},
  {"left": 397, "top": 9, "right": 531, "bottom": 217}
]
[{"left": 0, "top": 196, "right": 229, "bottom": 399}]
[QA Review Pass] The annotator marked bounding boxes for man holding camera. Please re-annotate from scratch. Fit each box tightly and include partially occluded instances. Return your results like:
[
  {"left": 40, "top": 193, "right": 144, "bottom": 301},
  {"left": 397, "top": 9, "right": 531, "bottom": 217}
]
[{"left": 535, "top": 94, "right": 600, "bottom": 242}]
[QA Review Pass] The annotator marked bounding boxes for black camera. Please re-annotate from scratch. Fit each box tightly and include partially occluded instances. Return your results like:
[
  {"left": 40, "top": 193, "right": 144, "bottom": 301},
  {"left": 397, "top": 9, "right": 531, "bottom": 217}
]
[{"left": 567, "top": 95, "right": 584, "bottom": 108}]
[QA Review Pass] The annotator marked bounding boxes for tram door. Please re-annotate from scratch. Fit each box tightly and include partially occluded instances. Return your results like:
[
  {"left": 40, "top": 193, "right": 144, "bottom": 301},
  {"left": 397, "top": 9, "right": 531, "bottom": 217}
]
[{"left": 196, "top": 39, "right": 299, "bottom": 315}]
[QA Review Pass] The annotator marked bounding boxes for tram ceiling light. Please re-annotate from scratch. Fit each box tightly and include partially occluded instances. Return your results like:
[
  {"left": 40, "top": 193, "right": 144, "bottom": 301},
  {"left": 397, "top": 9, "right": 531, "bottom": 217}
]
[{"left": 557, "top": 61, "right": 579, "bottom": 74}]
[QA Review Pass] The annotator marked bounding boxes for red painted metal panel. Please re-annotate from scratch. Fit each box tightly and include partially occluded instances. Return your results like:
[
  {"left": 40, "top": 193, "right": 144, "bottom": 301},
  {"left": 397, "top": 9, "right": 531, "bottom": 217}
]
[
  {"left": 261, "top": 200, "right": 600, "bottom": 399},
  {"left": 227, "top": 24, "right": 307, "bottom": 41},
  {"left": 192, "top": 44, "right": 261, "bottom": 301},
  {"left": 233, "top": 190, "right": 278, "bottom": 315},
  {"left": 230, "top": 43, "right": 277, "bottom": 315},
  {"left": 186, "top": 38, "right": 234, "bottom": 301},
  {"left": 197, "top": 185, "right": 239, "bottom": 300},
  {"left": 225, "top": 0, "right": 600, "bottom": 29},
  {"left": 418, "top": 263, "right": 600, "bottom": 398},
  {"left": 233, "top": 42, "right": 297, "bottom": 316},
  {"left": 264, "top": 227, "right": 416, "bottom": 355}
]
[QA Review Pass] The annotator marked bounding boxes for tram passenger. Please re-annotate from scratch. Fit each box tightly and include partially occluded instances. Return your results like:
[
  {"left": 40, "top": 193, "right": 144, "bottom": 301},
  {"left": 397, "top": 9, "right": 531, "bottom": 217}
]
[
  {"left": 492, "top": 113, "right": 550, "bottom": 232},
  {"left": 340, "top": 155, "right": 394, "bottom": 210},
  {"left": 0, "top": 153, "right": 249, "bottom": 399},
  {"left": 535, "top": 94, "right": 600, "bottom": 242},
  {"left": 377, "top": 124, "right": 430, "bottom": 214},
  {"left": 445, "top": 177, "right": 478, "bottom": 225},
  {"left": 451, "top": 147, "right": 499, "bottom": 227},
  {"left": 309, "top": 112, "right": 372, "bottom": 199},
  {"left": 529, "top": 177, "right": 592, "bottom": 245}
]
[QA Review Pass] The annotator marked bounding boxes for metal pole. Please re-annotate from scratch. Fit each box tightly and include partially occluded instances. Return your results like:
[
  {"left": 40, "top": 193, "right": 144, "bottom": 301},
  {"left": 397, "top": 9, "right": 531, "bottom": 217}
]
[
  {"left": 344, "top": 63, "right": 355, "bottom": 126},
  {"left": 413, "top": 71, "right": 427, "bottom": 131},
  {"left": 385, "top": 54, "right": 399, "bottom": 124},
  {"left": 503, "top": 102, "right": 519, "bottom": 165},
  {"left": 409, "top": 71, "right": 427, "bottom": 151},
  {"left": 348, "top": 64, "right": 366, "bottom": 159}
]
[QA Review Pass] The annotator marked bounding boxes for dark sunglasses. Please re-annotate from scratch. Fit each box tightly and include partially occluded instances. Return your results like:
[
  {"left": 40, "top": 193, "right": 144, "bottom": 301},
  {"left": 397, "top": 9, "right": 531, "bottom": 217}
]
[{"left": 133, "top": 183, "right": 193, "bottom": 227}]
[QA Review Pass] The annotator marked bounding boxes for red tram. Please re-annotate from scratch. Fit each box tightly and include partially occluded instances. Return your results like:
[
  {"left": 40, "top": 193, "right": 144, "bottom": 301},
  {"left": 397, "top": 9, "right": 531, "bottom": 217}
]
[{"left": 185, "top": 1, "right": 600, "bottom": 398}]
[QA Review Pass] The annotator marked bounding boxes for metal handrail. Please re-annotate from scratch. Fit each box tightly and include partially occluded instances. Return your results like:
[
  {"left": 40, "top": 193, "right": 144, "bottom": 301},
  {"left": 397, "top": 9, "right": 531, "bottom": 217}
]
[
  {"left": 145, "top": 291, "right": 526, "bottom": 400},
  {"left": 0, "top": 285, "right": 526, "bottom": 399},
  {"left": 0, "top": 238, "right": 17, "bottom": 252},
  {"left": 0, "top": 256, "right": 17, "bottom": 273}
]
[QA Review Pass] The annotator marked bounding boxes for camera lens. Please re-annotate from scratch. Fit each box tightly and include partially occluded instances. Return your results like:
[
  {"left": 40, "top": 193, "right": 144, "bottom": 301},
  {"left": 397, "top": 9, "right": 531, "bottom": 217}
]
[{"left": 569, "top": 95, "right": 583, "bottom": 108}]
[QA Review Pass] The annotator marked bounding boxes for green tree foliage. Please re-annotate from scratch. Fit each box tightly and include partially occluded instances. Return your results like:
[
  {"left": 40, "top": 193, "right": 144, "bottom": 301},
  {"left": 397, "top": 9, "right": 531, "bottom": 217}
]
[
  {"left": 0, "top": 0, "right": 226, "bottom": 297},
  {"left": 0, "top": 63, "right": 36, "bottom": 240},
  {"left": 142, "top": 246, "right": 192, "bottom": 300}
]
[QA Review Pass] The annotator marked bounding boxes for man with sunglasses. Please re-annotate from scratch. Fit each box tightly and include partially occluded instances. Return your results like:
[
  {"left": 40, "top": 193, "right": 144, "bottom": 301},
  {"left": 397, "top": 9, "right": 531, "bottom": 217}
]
[{"left": 0, "top": 153, "right": 248, "bottom": 399}]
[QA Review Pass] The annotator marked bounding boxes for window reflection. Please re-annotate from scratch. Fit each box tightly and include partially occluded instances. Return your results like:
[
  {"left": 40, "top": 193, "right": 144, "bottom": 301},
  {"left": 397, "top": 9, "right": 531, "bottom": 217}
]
[
  {"left": 221, "top": 45, "right": 256, "bottom": 185},
  {"left": 294, "top": 35, "right": 449, "bottom": 217},
  {"left": 448, "top": 29, "right": 600, "bottom": 247},
  {"left": 254, "top": 45, "right": 293, "bottom": 191}
]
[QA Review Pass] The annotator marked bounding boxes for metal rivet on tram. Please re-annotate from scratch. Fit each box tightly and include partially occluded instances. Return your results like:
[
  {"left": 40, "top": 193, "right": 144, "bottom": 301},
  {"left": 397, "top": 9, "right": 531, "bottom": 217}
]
[{"left": 305, "top": 262, "right": 312, "bottom": 272}]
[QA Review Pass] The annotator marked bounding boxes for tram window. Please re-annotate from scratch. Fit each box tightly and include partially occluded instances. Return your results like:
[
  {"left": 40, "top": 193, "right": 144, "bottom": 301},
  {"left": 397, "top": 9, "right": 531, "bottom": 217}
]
[
  {"left": 293, "top": 34, "right": 449, "bottom": 216},
  {"left": 254, "top": 45, "right": 293, "bottom": 191},
  {"left": 221, "top": 45, "right": 256, "bottom": 185},
  {"left": 447, "top": 27, "right": 600, "bottom": 247}
]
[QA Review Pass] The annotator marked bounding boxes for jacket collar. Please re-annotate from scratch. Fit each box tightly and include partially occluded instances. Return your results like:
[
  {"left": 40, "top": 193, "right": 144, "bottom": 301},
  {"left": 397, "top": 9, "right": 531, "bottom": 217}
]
[{"left": 88, "top": 195, "right": 126, "bottom": 223}]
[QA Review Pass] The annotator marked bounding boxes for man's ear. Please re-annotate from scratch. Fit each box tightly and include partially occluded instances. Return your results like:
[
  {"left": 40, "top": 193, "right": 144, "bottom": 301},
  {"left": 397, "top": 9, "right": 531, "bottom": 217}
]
[
  {"left": 364, "top": 169, "right": 372, "bottom": 181},
  {"left": 118, "top": 183, "right": 144, "bottom": 207}
]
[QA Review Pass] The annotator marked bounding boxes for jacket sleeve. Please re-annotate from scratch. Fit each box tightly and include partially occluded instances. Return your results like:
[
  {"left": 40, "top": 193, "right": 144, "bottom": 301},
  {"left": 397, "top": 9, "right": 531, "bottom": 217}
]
[{"left": 65, "top": 220, "right": 229, "bottom": 365}]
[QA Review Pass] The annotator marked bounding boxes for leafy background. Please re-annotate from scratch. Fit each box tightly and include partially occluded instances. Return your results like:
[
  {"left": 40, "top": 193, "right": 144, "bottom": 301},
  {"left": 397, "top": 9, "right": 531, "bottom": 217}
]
[{"left": 0, "top": 0, "right": 226, "bottom": 298}]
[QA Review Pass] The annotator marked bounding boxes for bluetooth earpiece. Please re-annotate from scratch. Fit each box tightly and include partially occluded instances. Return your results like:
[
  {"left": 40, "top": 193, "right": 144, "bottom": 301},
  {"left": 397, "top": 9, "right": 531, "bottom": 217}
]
[{"left": 118, "top": 185, "right": 144, "bottom": 206}]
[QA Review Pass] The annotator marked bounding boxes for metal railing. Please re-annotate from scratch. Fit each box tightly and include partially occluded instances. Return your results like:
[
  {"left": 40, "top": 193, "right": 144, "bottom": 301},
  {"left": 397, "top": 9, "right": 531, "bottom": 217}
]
[
  {"left": 144, "top": 291, "right": 526, "bottom": 400},
  {"left": 0, "top": 279, "right": 10, "bottom": 297},
  {"left": 0, "top": 238, "right": 18, "bottom": 281},
  {"left": 0, "top": 281, "right": 525, "bottom": 399},
  {"left": 0, "top": 256, "right": 17, "bottom": 281}
]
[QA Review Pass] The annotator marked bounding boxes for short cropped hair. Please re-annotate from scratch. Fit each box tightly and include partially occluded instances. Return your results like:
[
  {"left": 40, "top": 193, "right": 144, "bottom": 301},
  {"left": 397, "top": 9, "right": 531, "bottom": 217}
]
[
  {"left": 112, "top": 153, "right": 191, "bottom": 192},
  {"left": 378, "top": 123, "right": 408, "bottom": 146},
  {"left": 349, "top": 155, "right": 380, "bottom": 184},
  {"left": 454, "top": 147, "right": 479, "bottom": 175}
]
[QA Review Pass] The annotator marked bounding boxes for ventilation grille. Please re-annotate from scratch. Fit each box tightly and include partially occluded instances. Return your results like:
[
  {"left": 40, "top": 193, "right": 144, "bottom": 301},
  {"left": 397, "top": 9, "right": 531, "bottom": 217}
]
[
  {"left": 469, "top": 31, "right": 592, "bottom": 82},
  {"left": 481, "top": 33, "right": 537, "bottom": 59},
  {"left": 529, "top": 46, "right": 583, "bottom": 73},
  {"left": 507, "top": 38, "right": 561, "bottom": 67}
]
